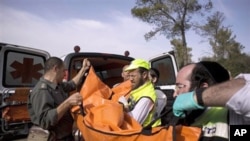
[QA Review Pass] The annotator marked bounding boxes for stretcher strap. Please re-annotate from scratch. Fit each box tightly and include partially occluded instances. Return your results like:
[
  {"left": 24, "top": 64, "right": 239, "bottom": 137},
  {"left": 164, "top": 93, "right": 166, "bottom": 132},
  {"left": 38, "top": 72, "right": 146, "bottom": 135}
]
[
  {"left": 143, "top": 108, "right": 172, "bottom": 130},
  {"left": 142, "top": 108, "right": 181, "bottom": 141}
]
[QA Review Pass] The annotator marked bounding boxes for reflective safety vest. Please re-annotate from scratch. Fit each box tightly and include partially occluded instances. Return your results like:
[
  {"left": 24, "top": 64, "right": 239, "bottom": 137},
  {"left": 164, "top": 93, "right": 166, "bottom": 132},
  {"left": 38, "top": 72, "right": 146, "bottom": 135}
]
[
  {"left": 128, "top": 81, "right": 161, "bottom": 127},
  {"left": 191, "top": 107, "right": 229, "bottom": 141}
]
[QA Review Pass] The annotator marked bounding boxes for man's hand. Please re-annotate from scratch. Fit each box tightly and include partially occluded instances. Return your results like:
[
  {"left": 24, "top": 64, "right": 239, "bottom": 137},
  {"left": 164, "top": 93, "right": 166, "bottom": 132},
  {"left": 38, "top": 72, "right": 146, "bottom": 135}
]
[
  {"left": 72, "top": 58, "right": 91, "bottom": 86},
  {"left": 57, "top": 92, "right": 83, "bottom": 120},
  {"left": 67, "top": 92, "right": 83, "bottom": 107},
  {"left": 173, "top": 91, "right": 204, "bottom": 118},
  {"left": 82, "top": 58, "right": 91, "bottom": 72}
]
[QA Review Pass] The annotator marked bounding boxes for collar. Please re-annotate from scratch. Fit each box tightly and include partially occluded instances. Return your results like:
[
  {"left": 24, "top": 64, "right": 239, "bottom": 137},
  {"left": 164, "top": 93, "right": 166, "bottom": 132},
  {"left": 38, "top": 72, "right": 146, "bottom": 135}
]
[{"left": 40, "top": 77, "right": 58, "bottom": 90}]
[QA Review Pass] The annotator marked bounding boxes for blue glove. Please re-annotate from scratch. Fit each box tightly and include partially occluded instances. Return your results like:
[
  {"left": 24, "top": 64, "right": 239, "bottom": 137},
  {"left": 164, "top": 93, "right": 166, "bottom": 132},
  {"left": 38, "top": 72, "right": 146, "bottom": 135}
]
[{"left": 173, "top": 91, "right": 204, "bottom": 118}]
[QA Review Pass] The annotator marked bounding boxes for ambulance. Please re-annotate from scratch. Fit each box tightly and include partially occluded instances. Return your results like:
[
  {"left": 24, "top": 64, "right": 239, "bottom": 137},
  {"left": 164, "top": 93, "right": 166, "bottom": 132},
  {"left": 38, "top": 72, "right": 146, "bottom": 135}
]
[{"left": 0, "top": 42, "right": 177, "bottom": 140}]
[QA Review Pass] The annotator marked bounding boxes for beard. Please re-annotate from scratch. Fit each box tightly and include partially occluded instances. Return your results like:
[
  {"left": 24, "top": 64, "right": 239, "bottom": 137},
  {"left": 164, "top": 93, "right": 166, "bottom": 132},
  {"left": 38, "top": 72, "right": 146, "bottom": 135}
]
[{"left": 131, "top": 78, "right": 144, "bottom": 90}]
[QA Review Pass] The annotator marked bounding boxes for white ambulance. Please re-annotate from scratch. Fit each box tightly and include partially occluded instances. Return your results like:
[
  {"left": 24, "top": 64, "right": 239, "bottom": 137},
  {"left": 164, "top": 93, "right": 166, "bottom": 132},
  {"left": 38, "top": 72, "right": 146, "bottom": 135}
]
[{"left": 0, "top": 42, "right": 178, "bottom": 140}]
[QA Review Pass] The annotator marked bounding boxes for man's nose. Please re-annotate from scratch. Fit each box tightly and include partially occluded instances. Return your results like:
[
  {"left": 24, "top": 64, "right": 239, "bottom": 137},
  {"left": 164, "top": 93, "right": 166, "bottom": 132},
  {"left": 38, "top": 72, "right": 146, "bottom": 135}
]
[
  {"left": 128, "top": 76, "right": 134, "bottom": 80},
  {"left": 173, "top": 90, "right": 179, "bottom": 98}
]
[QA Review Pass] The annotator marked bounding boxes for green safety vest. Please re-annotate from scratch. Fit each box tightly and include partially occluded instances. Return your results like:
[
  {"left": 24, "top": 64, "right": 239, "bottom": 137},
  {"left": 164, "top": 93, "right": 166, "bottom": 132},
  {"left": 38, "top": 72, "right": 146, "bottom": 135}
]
[
  {"left": 192, "top": 107, "right": 229, "bottom": 140},
  {"left": 128, "top": 81, "right": 161, "bottom": 127}
]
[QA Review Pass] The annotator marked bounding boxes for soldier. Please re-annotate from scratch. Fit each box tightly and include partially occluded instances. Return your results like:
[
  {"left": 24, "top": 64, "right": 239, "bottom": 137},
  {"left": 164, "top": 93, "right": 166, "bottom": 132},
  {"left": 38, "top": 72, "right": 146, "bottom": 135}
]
[{"left": 27, "top": 57, "right": 90, "bottom": 141}]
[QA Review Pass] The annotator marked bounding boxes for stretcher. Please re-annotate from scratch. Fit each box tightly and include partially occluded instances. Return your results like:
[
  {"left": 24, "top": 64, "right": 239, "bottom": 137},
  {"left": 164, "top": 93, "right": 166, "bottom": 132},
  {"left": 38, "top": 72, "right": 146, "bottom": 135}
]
[{"left": 71, "top": 67, "right": 202, "bottom": 141}]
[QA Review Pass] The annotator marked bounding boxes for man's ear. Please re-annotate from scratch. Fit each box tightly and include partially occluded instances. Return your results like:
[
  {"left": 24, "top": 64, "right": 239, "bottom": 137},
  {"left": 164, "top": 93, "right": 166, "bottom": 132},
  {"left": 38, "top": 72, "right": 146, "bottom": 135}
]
[
  {"left": 53, "top": 65, "right": 59, "bottom": 73},
  {"left": 143, "top": 71, "right": 149, "bottom": 79},
  {"left": 152, "top": 77, "right": 157, "bottom": 84},
  {"left": 200, "top": 82, "right": 209, "bottom": 88}
]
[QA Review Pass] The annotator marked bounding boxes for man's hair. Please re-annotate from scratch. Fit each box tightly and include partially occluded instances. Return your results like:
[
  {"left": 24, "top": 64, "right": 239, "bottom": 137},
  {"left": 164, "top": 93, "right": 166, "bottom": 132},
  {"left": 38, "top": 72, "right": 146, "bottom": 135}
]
[
  {"left": 149, "top": 68, "right": 160, "bottom": 81},
  {"left": 44, "top": 57, "right": 64, "bottom": 73},
  {"left": 122, "top": 65, "right": 129, "bottom": 72},
  {"left": 138, "top": 67, "right": 149, "bottom": 74},
  {"left": 190, "top": 61, "right": 230, "bottom": 90}
]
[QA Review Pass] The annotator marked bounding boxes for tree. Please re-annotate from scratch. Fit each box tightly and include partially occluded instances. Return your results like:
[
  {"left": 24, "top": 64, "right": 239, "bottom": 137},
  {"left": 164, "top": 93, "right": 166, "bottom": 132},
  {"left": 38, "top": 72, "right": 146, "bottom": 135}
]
[
  {"left": 216, "top": 53, "right": 250, "bottom": 77},
  {"left": 170, "top": 38, "right": 192, "bottom": 68},
  {"left": 198, "top": 11, "right": 248, "bottom": 76},
  {"left": 196, "top": 11, "right": 244, "bottom": 60},
  {"left": 131, "top": 0, "right": 212, "bottom": 65}
]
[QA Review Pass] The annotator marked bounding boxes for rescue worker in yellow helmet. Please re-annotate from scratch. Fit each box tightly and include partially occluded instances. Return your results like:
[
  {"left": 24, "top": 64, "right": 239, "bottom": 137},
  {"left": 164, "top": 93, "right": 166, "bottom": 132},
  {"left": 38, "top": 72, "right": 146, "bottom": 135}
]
[{"left": 120, "top": 59, "right": 161, "bottom": 127}]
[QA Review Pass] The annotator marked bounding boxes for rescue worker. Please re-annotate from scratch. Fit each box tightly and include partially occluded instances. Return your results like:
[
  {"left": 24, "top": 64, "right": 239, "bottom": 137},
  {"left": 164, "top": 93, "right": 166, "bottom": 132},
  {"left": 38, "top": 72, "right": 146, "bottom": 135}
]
[
  {"left": 124, "top": 59, "right": 161, "bottom": 127},
  {"left": 173, "top": 73, "right": 250, "bottom": 125},
  {"left": 148, "top": 68, "right": 167, "bottom": 119},
  {"left": 27, "top": 57, "right": 90, "bottom": 141},
  {"left": 172, "top": 61, "right": 230, "bottom": 141}
]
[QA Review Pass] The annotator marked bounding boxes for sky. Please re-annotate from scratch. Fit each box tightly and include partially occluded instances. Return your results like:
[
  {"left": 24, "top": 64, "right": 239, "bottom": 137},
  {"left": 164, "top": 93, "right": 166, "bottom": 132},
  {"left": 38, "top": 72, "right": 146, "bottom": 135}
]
[{"left": 0, "top": 0, "right": 249, "bottom": 61}]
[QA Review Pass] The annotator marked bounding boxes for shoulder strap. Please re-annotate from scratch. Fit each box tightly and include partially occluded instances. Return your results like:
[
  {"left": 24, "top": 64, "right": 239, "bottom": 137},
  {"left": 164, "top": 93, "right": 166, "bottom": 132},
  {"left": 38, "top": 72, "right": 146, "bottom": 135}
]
[
  {"left": 143, "top": 108, "right": 172, "bottom": 130},
  {"left": 170, "top": 116, "right": 180, "bottom": 141},
  {"left": 142, "top": 108, "right": 181, "bottom": 141}
]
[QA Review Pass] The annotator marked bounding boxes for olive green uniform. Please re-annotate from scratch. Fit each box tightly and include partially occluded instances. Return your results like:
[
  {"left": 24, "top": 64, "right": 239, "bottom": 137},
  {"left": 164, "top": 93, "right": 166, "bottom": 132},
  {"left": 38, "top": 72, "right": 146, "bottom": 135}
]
[{"left": 27, "top": 77, "right": 76, "bottom": 141}]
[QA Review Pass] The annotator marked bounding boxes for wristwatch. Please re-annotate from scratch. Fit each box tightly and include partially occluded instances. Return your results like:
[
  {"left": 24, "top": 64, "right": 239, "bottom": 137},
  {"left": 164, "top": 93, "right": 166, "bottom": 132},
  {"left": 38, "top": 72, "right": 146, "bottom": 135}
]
[{"left": 195, "top": 88, "right": 206, "bottom": 106}]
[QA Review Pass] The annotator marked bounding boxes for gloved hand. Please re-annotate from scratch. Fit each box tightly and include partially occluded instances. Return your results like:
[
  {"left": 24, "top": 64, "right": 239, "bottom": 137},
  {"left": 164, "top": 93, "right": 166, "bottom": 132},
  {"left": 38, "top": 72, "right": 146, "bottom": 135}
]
[{"left": 173, "top": 91, "right": 204, "bottom": 118}]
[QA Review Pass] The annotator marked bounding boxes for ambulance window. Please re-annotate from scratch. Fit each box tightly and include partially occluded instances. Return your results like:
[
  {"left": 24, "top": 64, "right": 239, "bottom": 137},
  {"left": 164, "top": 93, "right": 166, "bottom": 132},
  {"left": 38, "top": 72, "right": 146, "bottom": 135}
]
[
  {"left": 3, "top": 51, "right": 46, "bottom": 87},
  {"left": 151, "top": 57, "right": 176, "bottom": 85}
]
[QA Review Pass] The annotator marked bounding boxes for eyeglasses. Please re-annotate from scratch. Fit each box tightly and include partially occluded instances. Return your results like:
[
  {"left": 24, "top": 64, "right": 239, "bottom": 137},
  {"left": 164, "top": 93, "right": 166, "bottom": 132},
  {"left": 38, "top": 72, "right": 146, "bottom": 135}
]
[{"left": 175, "top": 83, "right": 186, "bottom": 90}]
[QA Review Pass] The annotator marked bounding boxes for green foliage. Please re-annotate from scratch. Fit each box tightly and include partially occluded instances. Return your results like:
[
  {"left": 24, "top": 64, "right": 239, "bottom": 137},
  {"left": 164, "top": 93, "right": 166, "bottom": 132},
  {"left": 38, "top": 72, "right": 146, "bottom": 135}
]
[
  {"left": 170, "top": 38, "right": 192, "bottom": 68},
  {"left": 197, "top": 10, "right": 249, "bottom": 76},
  {"left": 131, "top": 0, "right": 212, "bottom": 40},
  {"left": 131, "top": 0, "right": 248, "bottom": 75},
  {"left": 210, "top": 28, "right": 243, "bottom": 59},
  {"left": 218, "top": 53, "right": 250, "bottom": 77},
  {"left": 131, "top": 0, "right": 212, "bottom": 65},
  {"left": 201, "top": 53, "right": 250, "bottom": 77}
]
